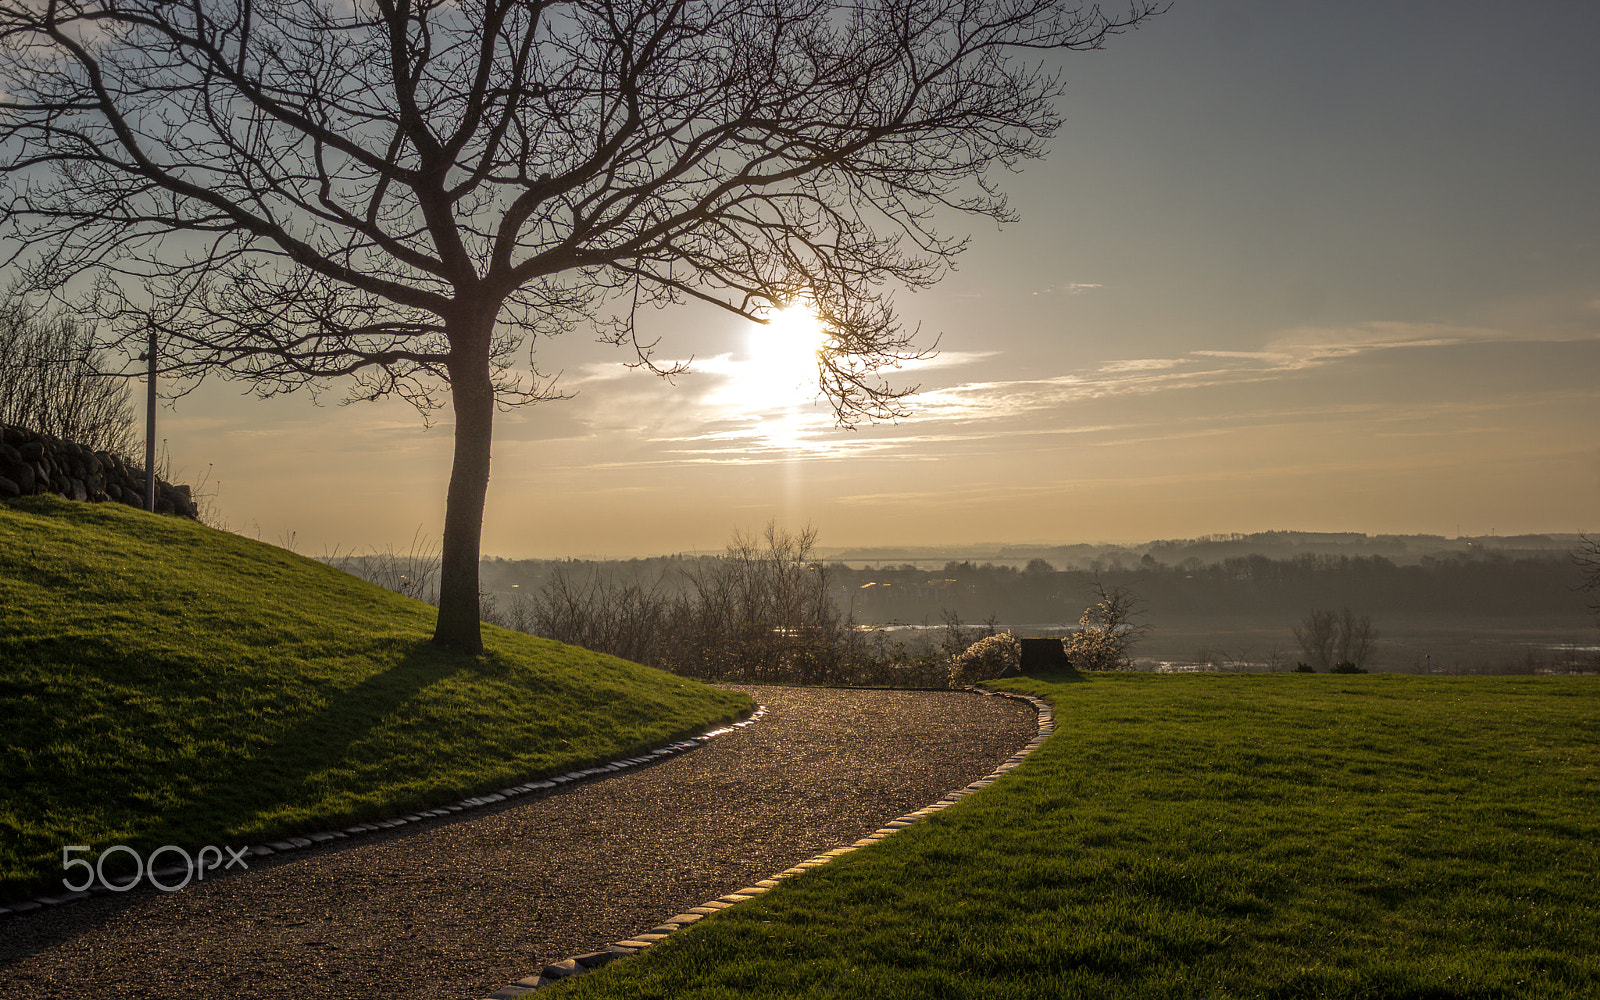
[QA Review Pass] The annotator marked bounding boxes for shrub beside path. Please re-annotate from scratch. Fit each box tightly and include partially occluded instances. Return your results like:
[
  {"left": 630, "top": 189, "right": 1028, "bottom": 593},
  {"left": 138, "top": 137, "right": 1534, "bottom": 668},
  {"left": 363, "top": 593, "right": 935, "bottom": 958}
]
[{"left": 0, "top": 685, "right": 1035, "bottom": 1000}]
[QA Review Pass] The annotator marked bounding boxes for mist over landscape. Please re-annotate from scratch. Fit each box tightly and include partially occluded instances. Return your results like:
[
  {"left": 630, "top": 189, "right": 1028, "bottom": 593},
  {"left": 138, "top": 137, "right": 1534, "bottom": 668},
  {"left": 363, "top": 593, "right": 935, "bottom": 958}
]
[{"left": 459, "top": 529, "right": 1598, "bottom": 676}]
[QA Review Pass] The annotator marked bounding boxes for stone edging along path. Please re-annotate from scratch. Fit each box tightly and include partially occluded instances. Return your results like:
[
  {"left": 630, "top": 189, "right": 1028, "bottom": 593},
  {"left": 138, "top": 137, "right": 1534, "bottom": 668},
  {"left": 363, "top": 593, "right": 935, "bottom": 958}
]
[
  {"left": 479, "top": 687, "right": 1053, "bottom": 999},
  {"left": 0, "top": 707, "right": 770, "bottom": 918}
]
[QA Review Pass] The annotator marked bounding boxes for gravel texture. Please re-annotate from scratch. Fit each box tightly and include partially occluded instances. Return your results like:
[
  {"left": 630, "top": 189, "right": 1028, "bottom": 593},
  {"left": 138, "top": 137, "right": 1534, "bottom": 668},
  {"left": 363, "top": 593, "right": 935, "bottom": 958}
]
[{"left": 0, "top": 685, "right": 1035, "bottom": 1000}]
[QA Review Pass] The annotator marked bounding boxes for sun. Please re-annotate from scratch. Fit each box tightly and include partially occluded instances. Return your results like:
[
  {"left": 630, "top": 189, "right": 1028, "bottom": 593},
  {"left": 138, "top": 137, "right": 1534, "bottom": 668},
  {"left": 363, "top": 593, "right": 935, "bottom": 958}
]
[{"left": 741, "top": 303, "right": 832, "bottom": 407}]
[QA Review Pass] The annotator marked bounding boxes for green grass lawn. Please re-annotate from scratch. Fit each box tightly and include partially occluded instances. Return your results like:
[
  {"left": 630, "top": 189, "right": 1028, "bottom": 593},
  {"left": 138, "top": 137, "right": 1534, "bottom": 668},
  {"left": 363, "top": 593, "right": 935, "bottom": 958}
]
[
  {"left": 554, "top": 672, "right": 1600, "bottom": 999},
  {"left": 0, "top": 495, "right": 753, "bottom": 898}
]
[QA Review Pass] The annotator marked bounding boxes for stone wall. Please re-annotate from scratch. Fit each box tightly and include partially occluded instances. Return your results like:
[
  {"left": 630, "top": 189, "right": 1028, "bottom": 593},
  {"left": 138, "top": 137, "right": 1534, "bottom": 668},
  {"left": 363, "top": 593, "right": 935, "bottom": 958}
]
[{"left": 0, "top": 424, "right": 199, "bottom": 518}]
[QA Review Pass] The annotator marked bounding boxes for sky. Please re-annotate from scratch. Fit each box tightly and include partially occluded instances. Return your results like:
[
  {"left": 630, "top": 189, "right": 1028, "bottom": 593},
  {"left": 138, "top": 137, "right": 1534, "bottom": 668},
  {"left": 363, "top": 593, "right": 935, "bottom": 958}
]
[{"left": 154, "top": 0, "right": 1600, "bottom": 558}]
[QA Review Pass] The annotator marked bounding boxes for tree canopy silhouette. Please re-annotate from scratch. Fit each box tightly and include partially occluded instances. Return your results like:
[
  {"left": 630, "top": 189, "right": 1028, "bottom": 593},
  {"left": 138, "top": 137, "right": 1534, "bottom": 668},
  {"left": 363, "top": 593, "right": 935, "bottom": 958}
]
[{"left": 0, "top": 0, "right": 1160, "bottom": 652}]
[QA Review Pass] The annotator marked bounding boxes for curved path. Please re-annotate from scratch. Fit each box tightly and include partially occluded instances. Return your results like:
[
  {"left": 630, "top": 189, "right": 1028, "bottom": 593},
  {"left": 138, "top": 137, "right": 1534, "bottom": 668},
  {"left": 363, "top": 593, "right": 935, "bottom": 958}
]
[{"left": 0, "top": 686, "right": 1036, "bottom": 1000}]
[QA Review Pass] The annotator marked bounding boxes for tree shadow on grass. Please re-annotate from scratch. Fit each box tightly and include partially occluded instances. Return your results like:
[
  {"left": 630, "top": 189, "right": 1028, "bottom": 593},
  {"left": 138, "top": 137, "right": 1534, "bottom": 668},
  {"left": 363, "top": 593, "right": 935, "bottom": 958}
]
[
  {"left": 0, "top": 639, "right": 483, "bottom": 967},
  {"left": 994, "top": 668, "right": 1087, "bottom": 687},
  {"left": 136, "top": 637, "right": 481, "bottom": 854},
  {"left": 1031, "top": 668, "right": 1088, "bottom": 684}
]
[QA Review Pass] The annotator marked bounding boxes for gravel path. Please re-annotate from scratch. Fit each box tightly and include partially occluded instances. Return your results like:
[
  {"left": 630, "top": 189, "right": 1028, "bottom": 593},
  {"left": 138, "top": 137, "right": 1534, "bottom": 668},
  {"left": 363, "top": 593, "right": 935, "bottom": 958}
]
[{"left": 0, "top": 685, "right": 1035, "bottom": 1000}]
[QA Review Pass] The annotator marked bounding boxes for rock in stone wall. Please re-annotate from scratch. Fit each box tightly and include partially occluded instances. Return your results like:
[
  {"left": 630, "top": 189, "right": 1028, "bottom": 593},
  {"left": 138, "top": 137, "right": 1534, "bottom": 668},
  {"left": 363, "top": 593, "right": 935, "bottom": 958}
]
[{"left": 0, "top": 423, "right": 199, "bottom": 518}]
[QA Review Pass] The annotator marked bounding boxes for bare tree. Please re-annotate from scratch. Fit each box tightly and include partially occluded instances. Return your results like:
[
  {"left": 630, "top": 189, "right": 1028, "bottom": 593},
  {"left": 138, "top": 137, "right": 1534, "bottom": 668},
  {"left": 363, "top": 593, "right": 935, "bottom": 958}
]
[
  {"left": 1294, "top": 607, "right": 1378, "bottom": 671},
  {"left": 0, "top": 0, "right": 1160, "bottom": 652},
  {"left": 1577, "top": 535, "right": 1600, "bottom": 629},
  {"left": 1335, "top": 607, "right": 1378, "bottom": 669},
  {"left": 1292, "top": 608, "right": 1337, "bottom": 671},
  {"left": 0, "top": 304, "right": 135, "bottom": 456}
]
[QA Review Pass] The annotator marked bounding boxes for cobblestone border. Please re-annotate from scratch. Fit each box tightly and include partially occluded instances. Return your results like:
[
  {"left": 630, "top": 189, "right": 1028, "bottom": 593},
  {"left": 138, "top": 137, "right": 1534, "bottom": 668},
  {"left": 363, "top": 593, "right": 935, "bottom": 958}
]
[
  {"left": 479, "top": 687, "right": 1052, "bottom": 998},
  {"left": 0, "top": 708, "right": 768, "bottom": 919}
]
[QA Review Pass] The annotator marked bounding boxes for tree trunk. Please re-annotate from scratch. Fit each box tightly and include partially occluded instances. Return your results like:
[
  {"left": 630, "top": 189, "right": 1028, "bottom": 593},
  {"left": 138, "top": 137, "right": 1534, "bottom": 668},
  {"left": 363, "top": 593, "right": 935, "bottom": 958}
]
[{"left": 432, "top": 314, "right": 495, "bottom": 654}]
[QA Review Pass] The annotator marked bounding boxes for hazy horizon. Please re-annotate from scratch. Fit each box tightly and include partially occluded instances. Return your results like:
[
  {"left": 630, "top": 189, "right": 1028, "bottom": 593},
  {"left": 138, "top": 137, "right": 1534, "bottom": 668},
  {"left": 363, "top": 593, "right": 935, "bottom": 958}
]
[{"left": 434, "top": 527, "right": 1588, "bottom": 564}]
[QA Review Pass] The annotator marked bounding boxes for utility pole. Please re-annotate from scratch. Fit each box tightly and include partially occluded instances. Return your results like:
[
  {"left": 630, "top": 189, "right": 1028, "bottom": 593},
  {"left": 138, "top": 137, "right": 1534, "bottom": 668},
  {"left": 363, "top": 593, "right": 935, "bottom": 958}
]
[{"left": 143, "top": 322, "right": 156, "bottom": 512}]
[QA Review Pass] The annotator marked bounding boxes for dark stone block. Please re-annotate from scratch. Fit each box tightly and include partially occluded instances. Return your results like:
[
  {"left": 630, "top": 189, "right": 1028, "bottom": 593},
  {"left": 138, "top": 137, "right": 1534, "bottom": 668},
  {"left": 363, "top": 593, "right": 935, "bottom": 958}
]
[
  {"left": 0, "top": 474, "right": 18, "bottom": 498},
  {"left": 1019, "top": 637, "right": 1069, "bottom": 674},
  {"left": 19, "top": 441, "right": 43, "bottom": 461},
  {"left": 1, "top": 462, "right": 31, "bottom": 493},
  {"left": 0, "top": 442, "right": 19, "bottom": 464}
]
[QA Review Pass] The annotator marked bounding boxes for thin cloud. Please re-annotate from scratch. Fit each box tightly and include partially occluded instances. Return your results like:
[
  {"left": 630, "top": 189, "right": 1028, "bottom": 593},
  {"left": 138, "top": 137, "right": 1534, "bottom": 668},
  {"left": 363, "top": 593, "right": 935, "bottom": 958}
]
[
  {"left": 1096, "top": 357, "right": 1190, "bottom": 374},
  {"left": 520, "top": 318, "right": 1600, "bottom": 472},
  {"left": 1255, "top": 319, "right": 1590, "bottom": 362},
  {"left": 1032, "top": 281, "right": 1104, "bottom": 297},
  {"left": 911, "top": 320, "right": 1598, "bottom": 428}
]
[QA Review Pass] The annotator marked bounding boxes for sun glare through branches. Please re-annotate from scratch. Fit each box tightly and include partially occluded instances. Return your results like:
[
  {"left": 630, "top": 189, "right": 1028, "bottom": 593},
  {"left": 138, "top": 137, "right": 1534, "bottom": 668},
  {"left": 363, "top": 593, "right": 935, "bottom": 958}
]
[
  {"left": 745, "top": 305, "right": 831, "bottom": 404},
  {"left": 714, "top": 304, "right": 835, "bottom": 448}
]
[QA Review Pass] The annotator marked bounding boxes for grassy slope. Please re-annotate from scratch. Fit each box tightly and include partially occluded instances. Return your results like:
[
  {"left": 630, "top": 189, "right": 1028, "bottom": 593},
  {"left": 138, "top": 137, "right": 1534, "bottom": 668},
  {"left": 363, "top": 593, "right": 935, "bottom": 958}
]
[
  {"left": 0, "top": 495, "right": 752, "bottom": 897},
  {"left": 557, "top": 673, "right": 1600, "bottom": 1000}
]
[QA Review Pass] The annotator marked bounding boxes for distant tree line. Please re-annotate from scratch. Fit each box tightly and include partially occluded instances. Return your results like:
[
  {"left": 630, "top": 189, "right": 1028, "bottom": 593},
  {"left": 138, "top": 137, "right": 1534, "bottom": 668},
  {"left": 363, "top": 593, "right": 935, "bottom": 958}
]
[
  {"left": 829, "top": 552, "right": 1591, "bottom": 624},
  {"left": 470, "top": 544, "right": 1592, "bottom": 634}
]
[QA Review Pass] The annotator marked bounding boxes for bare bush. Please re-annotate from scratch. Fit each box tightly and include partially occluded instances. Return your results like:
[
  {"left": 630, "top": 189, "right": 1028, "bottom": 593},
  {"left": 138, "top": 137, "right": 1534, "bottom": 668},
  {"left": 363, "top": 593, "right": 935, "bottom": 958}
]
[
  {"left": 527, "top": 568, "right": 675, "bottom": 667},
  {"left": 949, "top": 633, "right": 1021, "bottom": 687},
  {"left": 322, "top": 530, "right": 442, "bottom": 605},
  {"left": 516, "top": 522, "right": 853, "bottom": 684},
  {"left": 0, "top": 304, "right": 135, "bottom": 457},
  {"left": 510, "top": 525, "right": 1001, "bottom": 688},
  {"left": 1064, "top": 580, "right": 1150, "bottom": 670},
  {"left": 1196, "top": 645, "right": 1256, "bottom": 673},
  {"left": 659, "top": 523, "right": 851, "bottom": 684}
]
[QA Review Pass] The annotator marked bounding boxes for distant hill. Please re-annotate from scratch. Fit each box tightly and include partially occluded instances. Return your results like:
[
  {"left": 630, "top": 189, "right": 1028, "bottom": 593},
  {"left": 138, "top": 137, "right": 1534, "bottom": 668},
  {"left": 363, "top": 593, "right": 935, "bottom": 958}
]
[{"left": 823, "top": 531, "right": 1584, "bottom": 570}]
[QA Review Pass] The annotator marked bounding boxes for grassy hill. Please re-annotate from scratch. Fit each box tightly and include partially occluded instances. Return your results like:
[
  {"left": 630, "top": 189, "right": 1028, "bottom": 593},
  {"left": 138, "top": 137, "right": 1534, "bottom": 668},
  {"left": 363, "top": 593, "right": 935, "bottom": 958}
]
[
  {"left": 0, "top": 495, "right": 753, "bottom": 898},
  {"left": 559, "top": 672, "right": 1600, "bottom": 999}
]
